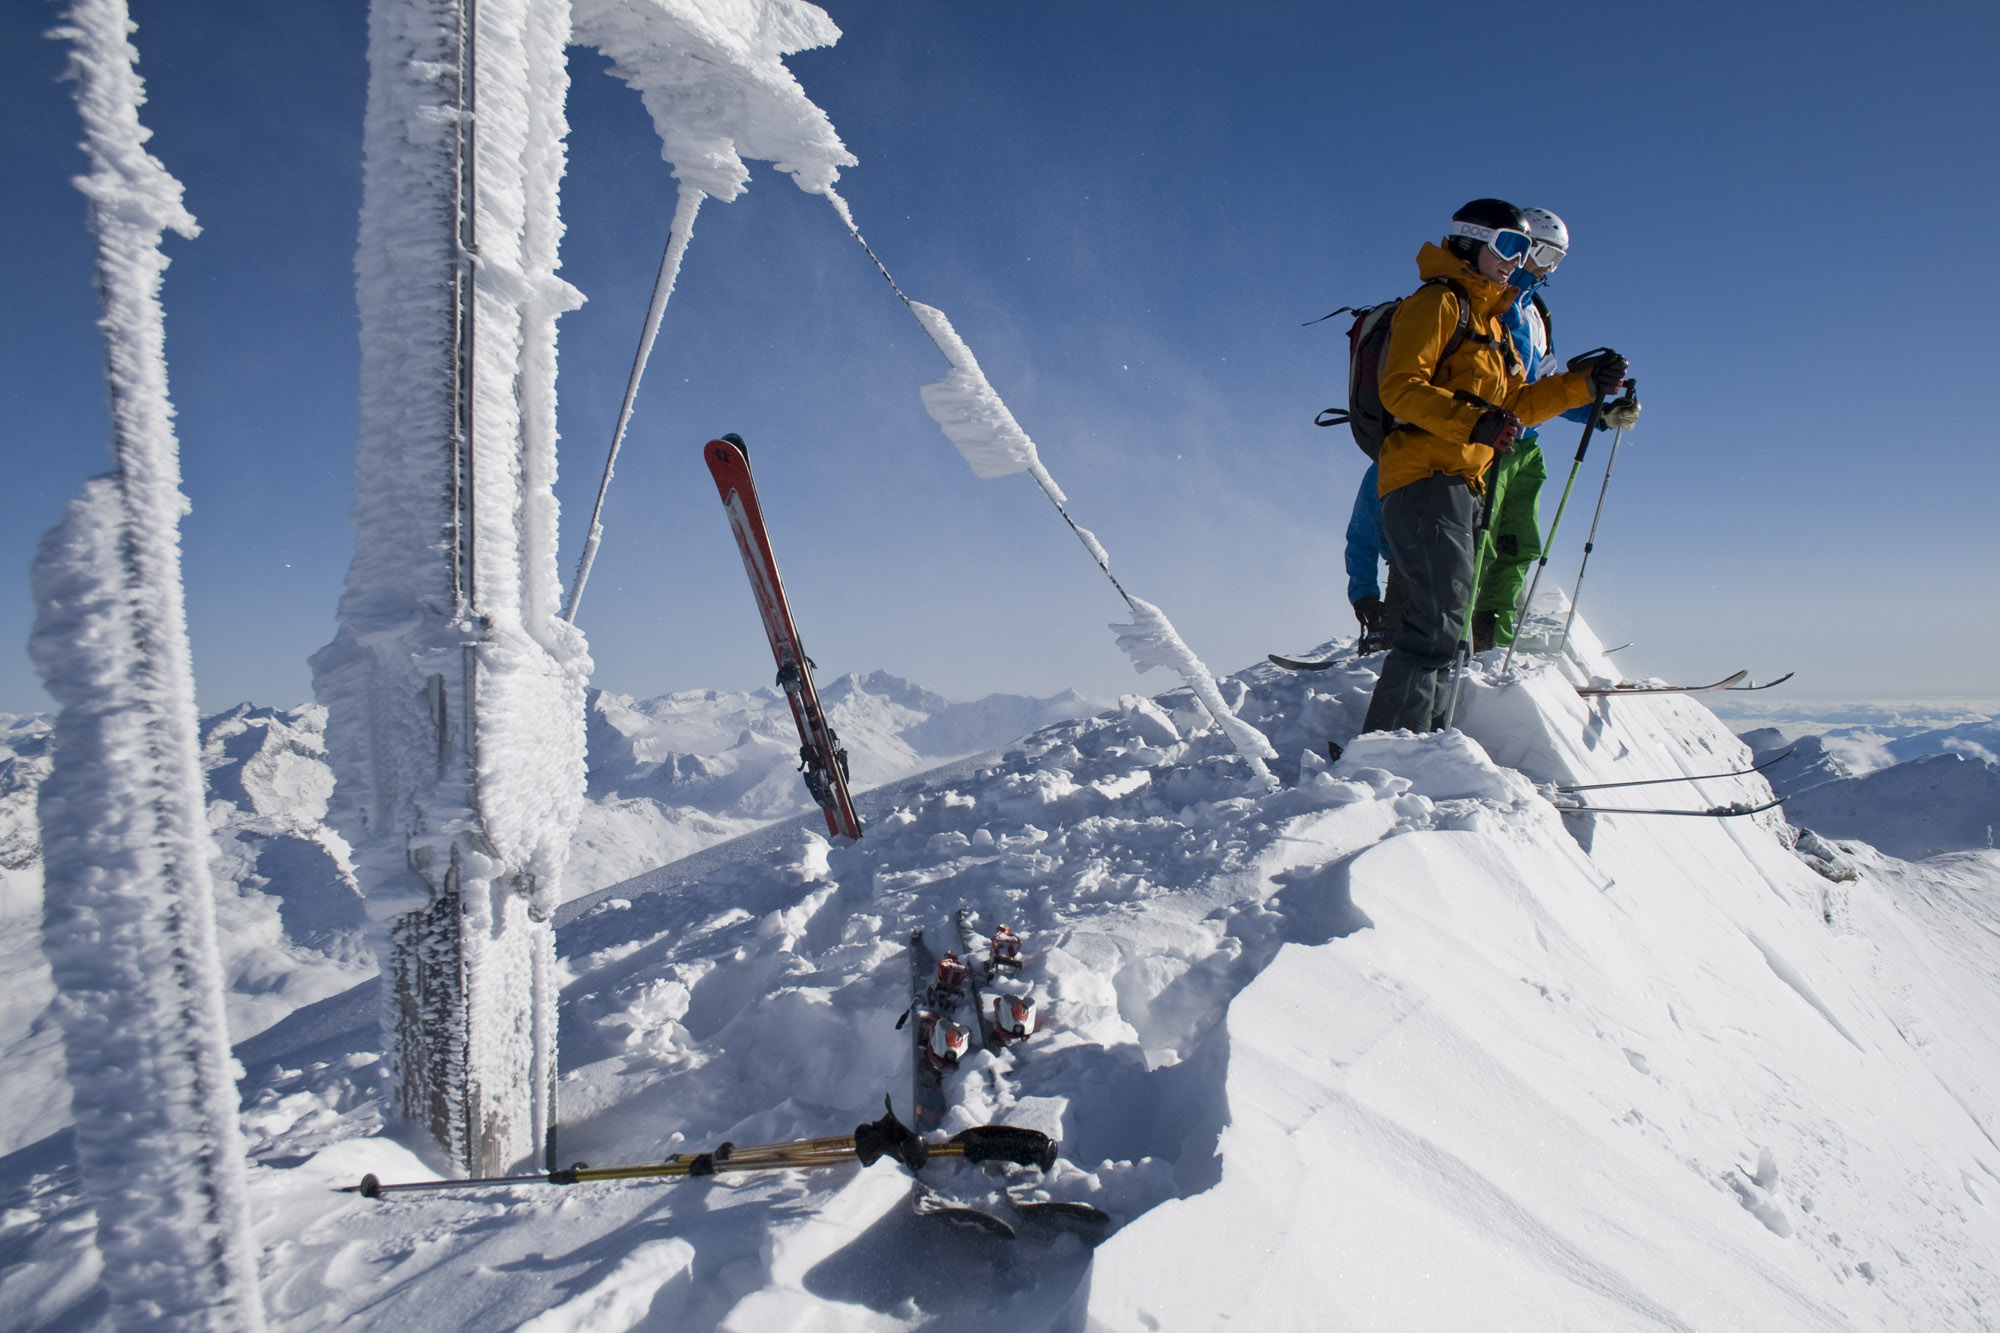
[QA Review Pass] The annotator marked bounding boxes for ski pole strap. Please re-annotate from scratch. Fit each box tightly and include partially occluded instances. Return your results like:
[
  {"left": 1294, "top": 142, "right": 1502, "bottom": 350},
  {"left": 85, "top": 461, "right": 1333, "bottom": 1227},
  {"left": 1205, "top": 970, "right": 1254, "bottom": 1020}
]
[{"left": 854, "top": 1096, "right": 928, "bottom": 1170}]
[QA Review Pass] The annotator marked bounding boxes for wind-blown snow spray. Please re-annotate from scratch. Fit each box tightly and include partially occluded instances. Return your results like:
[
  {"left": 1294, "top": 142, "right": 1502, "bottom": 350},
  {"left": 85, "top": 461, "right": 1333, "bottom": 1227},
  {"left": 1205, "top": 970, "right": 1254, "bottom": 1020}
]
[
  {"left": 29, "top": 1, "right": 266, "bottom": 1325},
  {"left": 828, "top": 196, "right": 1277, "bottom": 785}
]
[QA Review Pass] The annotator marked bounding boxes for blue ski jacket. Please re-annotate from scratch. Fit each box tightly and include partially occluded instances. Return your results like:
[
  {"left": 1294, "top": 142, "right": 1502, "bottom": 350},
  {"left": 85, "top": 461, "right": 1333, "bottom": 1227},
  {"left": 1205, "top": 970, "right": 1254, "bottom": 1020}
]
[
  {"left": 1504, "top": 276, "right": 1593, "bottom": 442},
  {"left": 1344, "top": 462, "right": 1386, "bottom": 605}
]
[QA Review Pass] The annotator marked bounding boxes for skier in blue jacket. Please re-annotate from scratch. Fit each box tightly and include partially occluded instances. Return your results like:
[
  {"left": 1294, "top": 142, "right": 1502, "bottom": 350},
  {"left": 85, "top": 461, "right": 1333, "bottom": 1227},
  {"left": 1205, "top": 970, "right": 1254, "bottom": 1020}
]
[
  {"left": 1343, "top": 462, "right": 1391, "bottom": 653},
  {"left": 1471, "top": 208, "right": 1640, "bottom": 650}
]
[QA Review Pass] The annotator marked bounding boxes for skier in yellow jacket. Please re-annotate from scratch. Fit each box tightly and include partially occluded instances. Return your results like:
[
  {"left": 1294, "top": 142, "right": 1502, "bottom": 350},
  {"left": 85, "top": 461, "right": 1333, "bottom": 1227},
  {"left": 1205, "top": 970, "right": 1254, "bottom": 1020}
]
[{"left": 1360, "top": 199, "right": 1626, "bottom": 734}]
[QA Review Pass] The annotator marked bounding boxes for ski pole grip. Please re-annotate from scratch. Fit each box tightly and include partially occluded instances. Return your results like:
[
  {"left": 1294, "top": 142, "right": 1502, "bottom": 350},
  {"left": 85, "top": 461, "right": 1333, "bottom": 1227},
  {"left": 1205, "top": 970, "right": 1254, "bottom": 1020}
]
[{"left": 952, "top": 1125, "right": 1059, "bottom": 1171}]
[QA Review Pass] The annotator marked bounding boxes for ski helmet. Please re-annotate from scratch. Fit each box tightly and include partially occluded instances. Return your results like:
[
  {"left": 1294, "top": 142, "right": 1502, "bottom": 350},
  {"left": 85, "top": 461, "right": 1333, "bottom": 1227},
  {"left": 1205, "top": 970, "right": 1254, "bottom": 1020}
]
[
  {"left": 1445, "top": 198, "right": 1530, "bottom": 265},
  {"left": 1519, "top": 207, "right": 1569, "bottom": 270}
]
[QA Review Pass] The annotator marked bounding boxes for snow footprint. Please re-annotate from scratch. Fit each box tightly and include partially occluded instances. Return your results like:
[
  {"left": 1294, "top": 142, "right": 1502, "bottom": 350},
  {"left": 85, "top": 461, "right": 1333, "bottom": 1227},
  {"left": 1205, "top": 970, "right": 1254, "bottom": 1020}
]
[{"left": 1727, "top": 1146, "right": 1794, "bottom": 1237}]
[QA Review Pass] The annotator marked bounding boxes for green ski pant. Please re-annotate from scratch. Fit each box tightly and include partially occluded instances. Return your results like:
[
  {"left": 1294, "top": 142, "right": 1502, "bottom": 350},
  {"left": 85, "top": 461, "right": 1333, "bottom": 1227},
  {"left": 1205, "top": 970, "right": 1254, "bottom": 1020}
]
[{"left": 1473, "top": 439, "right": 1547, "bottom": 646}]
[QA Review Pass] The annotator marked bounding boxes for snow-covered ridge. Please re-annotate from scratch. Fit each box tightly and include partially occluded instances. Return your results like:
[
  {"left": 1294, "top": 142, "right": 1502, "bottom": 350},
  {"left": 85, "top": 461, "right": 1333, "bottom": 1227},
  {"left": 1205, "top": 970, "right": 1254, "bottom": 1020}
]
[{"left": 9, "top": 631, "right": 1997, "bottom": 1328}]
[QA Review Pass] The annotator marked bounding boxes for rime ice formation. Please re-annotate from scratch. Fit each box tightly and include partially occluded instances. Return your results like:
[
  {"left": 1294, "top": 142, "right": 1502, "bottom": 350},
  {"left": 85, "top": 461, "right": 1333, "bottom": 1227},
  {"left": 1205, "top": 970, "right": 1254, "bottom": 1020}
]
[{"left": 27, "top": 0, "right": 266, "bottom": 1325}]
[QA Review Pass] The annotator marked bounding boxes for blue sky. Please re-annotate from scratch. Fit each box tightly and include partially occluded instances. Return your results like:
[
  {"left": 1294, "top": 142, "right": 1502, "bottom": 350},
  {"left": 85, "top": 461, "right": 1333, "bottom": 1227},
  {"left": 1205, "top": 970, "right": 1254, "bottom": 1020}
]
[{"left": 5, "top": 1, "right": 1996, "bottom": 717}]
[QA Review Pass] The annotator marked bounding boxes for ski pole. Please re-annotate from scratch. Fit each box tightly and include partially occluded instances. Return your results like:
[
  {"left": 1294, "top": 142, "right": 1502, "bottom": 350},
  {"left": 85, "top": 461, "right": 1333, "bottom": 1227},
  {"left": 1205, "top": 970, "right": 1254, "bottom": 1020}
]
[
  {"left": 1552, "top": 746, "right": 1794, "bottom": 792},
  {"left": 1498, "top": 387, "right": 1610, "bottom": 675},
  {"left": 1555, "top": 380, "right": 1637, "bottom": 661},
  {"left": 340, "top": 1099, "right": 1059, "bottom": 1198}
]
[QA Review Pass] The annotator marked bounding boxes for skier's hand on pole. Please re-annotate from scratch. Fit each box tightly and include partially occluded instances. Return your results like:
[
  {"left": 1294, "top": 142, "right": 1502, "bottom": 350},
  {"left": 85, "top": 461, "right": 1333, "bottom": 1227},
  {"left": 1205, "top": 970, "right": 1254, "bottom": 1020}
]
[
  {"left": 1598, "top": 380, "right": 1641, "bottom": 431},
  {"left": 1567, "top": 348, "right": 1629, "bottom": 398},
  {"left": 1471, "top": 408, "right": 1523, "bottom": 455}
]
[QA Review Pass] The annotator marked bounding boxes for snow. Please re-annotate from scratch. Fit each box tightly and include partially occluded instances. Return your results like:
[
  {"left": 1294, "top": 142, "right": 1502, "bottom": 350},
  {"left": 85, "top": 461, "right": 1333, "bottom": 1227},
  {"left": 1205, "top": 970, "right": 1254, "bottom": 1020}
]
[
  {"left": 6, "top": 629, "right": 2000, "bottom": 1326},
  {"left": 573, "top": 0, "right": 853, "bottom": 200}
]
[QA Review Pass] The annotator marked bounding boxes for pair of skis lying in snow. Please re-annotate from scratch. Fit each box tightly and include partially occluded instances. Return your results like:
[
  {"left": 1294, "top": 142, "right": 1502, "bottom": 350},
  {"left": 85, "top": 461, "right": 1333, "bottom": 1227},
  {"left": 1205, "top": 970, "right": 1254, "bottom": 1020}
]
[
  {"left": 347, "top": 916, "right": 1110, "bottom": 1242},
  {"left": 899, "top": 913, "right": 1109, "bottom": 1239}
]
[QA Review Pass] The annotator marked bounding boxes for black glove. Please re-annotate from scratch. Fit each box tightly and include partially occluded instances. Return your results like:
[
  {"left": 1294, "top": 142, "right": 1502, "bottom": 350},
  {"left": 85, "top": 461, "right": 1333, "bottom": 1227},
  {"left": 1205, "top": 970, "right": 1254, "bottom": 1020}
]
[
  {"left": 1568, "top": 349, "right": 1629, "bottom": 398},
  {"left": 1353, "top": 594, "right": 1384, "bottom": 635},
  {"left": 1470, "top": 409, "right": 1522, "bottom": 453}
]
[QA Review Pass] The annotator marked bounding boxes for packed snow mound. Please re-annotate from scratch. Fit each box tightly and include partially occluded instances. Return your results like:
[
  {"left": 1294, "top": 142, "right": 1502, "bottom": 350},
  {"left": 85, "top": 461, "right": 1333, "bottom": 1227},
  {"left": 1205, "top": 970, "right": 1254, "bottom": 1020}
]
[
  {"left": 1781, "top": 751, "right": 1999, "bottom": 860},
  {"left": 8, "top": 628, "right": 1995, "bottom": 1329}
]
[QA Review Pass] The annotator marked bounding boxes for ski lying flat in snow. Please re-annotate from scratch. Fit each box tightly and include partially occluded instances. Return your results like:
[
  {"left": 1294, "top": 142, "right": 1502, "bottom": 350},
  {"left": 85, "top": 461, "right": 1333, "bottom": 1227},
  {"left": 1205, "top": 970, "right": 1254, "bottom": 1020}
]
[
  {"left": 704, "top": 436, "right": 863, "bottom": 840},
  {"left": 1576, "top": 670, "right": 1748, "bottom": 696},
  {"left": 1555, "top": 796, "right": 1787, "bottom": 818},
  {"left": 903, "top": 924, "right": 1111, "bottom": 1239},
  {"left": 954, "top": 908, "right": 997, "bottom": 1048},
  {"left": 905, "top": 928, "right": 956, "bottom": 1137},
  {"left": 1554, "top": 747, "right": 1796, "bottom": 793}
]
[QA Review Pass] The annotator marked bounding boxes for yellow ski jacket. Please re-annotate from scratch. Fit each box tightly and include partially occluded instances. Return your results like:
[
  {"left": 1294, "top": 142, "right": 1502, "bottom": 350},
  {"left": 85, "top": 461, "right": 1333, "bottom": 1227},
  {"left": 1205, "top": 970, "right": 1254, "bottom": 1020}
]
[{"left": 1377, "top": 243, "right": 1595, "bottom": 496}]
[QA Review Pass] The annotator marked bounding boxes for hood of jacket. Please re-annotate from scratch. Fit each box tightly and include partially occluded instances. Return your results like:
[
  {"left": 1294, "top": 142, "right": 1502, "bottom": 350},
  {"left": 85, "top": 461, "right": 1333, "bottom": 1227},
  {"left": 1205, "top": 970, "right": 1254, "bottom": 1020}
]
[{"left": 1414, "top": 242, "right": 1519, "bottom": 322}]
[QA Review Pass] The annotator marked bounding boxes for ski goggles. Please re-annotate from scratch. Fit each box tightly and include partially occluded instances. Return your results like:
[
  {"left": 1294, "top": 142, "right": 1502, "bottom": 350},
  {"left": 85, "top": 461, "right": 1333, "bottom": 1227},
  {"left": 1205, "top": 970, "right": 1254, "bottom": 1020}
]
[
  {"left": 1448, "top": 220, "right": 1534, "bottom": 262},
  {"left": 1526, "top": 238, "right": 1567, "bottom": 270}
]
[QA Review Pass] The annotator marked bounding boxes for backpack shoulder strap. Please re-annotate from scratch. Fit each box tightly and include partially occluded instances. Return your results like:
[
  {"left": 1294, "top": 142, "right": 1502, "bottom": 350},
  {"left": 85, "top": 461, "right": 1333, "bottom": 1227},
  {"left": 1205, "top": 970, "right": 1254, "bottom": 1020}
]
[
  {"left": 1419, "top": 278, "right": 1473, "bottom": 363},
  {"left": 1530, "top": 291, "right": 1553, "bottom": 359}
]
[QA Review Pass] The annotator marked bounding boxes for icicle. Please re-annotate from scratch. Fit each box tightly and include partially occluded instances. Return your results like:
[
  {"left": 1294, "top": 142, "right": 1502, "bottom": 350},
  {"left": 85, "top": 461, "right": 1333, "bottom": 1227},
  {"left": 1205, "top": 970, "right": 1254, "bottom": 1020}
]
[{"left": 565, "top": 182, "right": 705, "bottom": 622}]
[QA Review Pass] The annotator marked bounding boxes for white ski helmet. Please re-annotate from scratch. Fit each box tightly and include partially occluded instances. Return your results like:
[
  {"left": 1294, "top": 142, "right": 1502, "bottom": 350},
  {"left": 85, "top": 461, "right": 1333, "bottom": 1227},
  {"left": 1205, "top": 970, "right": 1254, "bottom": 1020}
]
[{"left": 1519, "top": 208, "right": 1569, "bottom": 268}]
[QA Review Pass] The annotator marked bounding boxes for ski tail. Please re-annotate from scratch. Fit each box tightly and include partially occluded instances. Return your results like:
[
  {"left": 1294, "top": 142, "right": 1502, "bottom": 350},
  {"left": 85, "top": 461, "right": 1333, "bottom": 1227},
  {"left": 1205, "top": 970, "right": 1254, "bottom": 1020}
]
[{"left": 704, "top": 436, "right": 863, "bottom": 838}]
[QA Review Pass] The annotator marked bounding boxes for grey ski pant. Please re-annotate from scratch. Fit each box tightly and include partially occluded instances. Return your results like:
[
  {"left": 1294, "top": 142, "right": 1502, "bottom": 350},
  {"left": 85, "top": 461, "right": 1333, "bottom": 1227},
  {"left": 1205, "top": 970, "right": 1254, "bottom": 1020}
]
[{"left": 1361, "top": 472, "right": 1478, "bottom": 734}]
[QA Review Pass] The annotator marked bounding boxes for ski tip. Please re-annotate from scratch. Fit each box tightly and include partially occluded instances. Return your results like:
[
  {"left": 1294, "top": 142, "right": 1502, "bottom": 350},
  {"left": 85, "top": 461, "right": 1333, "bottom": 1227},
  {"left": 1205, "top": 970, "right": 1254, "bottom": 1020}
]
[{"left": 1268, "top": 653, "right": 1341, "bottom": 672}]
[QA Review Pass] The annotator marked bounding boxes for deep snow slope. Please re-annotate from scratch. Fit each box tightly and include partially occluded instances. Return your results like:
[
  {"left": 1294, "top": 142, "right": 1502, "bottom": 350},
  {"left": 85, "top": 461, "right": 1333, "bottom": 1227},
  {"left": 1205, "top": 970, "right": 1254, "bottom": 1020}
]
[{"left": 3, "top": 636, "right": 1998, "bottom": 1330}]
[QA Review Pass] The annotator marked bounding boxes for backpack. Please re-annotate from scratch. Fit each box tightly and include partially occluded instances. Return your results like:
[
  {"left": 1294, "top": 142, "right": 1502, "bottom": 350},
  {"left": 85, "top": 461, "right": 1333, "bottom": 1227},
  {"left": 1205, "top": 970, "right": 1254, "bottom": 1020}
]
[{"left": 1312, "top": 277, "right": 1471, "bottom": 459}]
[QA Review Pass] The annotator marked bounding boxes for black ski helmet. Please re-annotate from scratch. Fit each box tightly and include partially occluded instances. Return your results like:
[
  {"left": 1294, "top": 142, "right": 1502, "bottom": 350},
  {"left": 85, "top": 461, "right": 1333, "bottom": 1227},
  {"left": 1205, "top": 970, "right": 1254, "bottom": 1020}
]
[{"left": 1445, "top": 198, "right": 1527, "bottom": 264}]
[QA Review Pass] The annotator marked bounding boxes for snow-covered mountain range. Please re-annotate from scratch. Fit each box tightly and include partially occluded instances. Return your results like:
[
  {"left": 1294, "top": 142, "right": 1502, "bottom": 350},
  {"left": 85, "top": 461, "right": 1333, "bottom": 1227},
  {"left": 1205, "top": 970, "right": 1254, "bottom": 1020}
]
[
  {"left": 573, "top": 672, "right": 1092, "bottom": 890},
  {"left": 1740, "top": 716, "right": 1999, "bottom": 859},
  {"left": 4, "top": 631, "right": 1998, "bottom": 1328}
]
